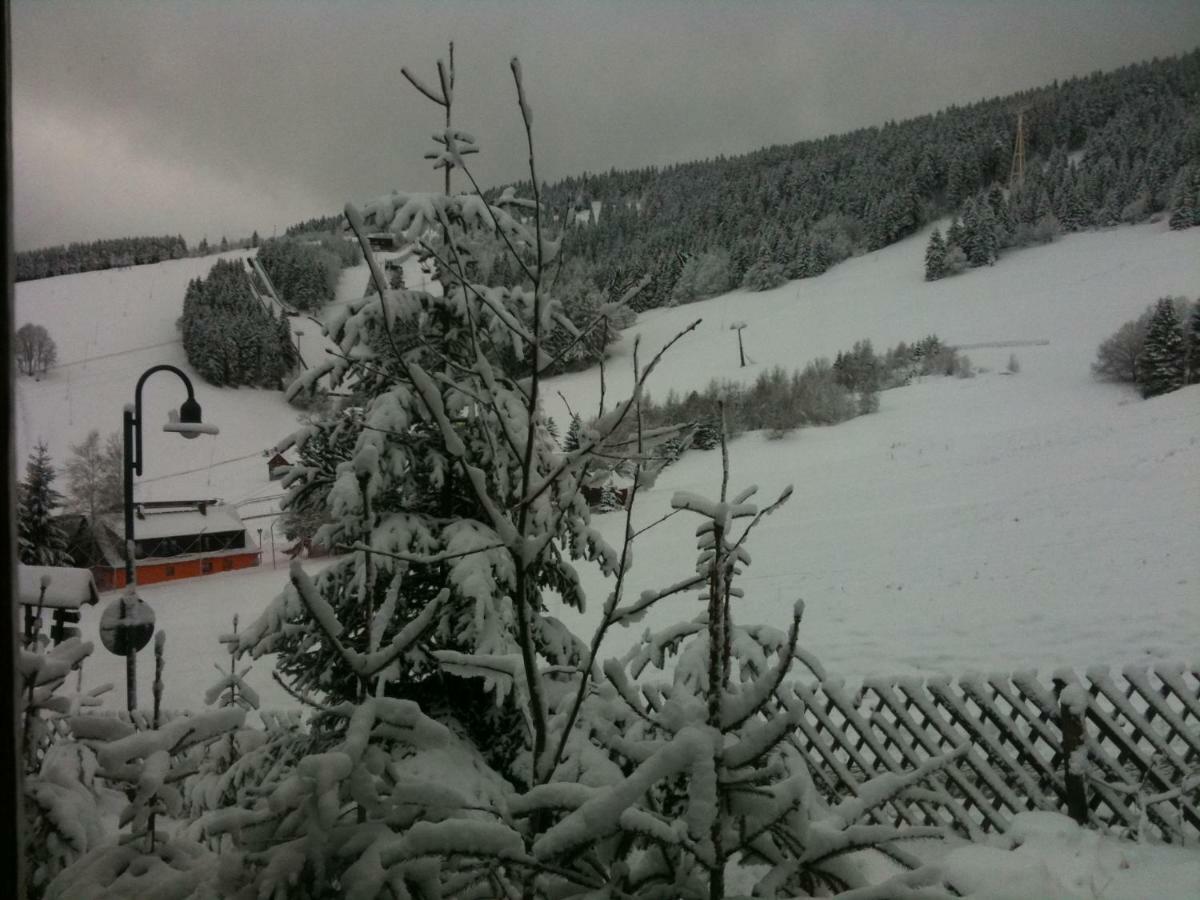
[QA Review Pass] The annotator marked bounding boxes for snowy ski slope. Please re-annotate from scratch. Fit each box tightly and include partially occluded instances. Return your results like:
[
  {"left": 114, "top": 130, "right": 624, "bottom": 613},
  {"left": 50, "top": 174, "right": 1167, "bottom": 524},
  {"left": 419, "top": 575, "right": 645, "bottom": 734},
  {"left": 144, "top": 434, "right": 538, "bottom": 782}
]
[{"left": 15, "top": 221, "right": 1200, "bottom": 711}]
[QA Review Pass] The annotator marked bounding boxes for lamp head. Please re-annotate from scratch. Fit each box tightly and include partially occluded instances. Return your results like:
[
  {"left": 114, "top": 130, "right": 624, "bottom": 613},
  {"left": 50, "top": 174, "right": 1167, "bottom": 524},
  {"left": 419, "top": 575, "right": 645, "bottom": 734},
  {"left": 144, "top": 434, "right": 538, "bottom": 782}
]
[
  {"left": 163, "top": 398, "right": 219, "bottom": 438},
  {"left": 180, "top": 397, "right": 202, "bottom": 424}
]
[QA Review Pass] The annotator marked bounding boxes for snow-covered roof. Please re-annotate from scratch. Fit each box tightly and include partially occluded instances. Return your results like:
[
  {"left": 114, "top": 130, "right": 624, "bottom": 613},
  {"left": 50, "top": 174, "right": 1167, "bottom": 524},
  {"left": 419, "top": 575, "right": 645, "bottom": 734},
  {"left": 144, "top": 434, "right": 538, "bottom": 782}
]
[
  {"left": 17, "top": 565, "right": 100, "bottom": 609},
  {"left": 127, "top": 502, "right": 245, "bottom": 540}
]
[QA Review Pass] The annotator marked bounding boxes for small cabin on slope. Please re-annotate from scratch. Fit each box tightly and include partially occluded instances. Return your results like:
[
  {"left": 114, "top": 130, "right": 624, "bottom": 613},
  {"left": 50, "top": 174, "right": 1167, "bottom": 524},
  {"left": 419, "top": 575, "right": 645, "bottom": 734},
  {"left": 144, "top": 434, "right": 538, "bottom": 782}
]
[
  {"left": 66, "top": 500, "right": 260, "bottom": 590},
  {"left": 266, "top": 449, "right": 295, "bottom": 481}
]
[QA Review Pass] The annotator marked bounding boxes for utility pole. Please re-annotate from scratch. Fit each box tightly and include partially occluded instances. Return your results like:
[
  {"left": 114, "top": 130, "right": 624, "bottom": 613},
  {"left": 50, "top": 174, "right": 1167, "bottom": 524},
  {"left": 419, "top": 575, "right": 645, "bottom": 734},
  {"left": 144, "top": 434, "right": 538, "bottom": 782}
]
[{"left": 731, "top": 321, "right": 748, "bottom": 367}]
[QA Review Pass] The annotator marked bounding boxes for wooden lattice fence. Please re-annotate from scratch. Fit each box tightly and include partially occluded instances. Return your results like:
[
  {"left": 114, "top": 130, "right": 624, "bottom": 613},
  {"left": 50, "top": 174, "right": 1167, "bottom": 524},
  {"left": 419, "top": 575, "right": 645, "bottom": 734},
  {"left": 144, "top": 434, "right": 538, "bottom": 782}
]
[{"left": 788, "top": 662, "right": 1200, "bottom": 843}]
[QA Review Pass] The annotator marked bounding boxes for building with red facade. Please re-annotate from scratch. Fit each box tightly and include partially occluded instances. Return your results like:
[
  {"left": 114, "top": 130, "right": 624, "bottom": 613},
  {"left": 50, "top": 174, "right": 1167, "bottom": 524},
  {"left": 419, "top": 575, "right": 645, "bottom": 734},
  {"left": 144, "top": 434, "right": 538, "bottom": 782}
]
[{"left": 65, "top": 500, "right": 261, "bottom": 591}]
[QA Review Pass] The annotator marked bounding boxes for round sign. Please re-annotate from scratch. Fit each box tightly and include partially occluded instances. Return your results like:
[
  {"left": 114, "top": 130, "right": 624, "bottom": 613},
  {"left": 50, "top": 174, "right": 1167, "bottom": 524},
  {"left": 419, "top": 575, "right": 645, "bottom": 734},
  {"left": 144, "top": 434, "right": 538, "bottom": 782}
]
[{"left": 99, "top": 594, "right": 156, "bottom": 655}]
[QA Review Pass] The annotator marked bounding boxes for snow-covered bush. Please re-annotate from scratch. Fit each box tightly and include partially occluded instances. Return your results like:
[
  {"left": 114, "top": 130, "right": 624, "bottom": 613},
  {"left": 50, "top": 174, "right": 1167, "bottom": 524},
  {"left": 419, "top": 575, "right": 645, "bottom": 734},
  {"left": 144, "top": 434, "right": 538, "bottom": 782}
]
[{"left": 20, "top": 638, "right": 109, "bottom": 896}]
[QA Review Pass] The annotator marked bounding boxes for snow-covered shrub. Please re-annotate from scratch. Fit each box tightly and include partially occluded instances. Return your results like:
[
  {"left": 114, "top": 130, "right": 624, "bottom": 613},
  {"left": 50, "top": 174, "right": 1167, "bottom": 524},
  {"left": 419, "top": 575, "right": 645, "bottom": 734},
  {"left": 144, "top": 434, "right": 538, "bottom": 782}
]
[
  {"left": 500, "top": 465, "right": 966, "bottom": 897},
  {"left": 46, "top": 706, "right": 246, "bottom": 898},
  {"left": 672, "top": 249, "right": 733, "bottom": 304},
  {"left": 20, "top": 638, "right": 109, "bottom": 896},
  {"left": 741, "top": 256, "right": 788, "bottom": 292}
]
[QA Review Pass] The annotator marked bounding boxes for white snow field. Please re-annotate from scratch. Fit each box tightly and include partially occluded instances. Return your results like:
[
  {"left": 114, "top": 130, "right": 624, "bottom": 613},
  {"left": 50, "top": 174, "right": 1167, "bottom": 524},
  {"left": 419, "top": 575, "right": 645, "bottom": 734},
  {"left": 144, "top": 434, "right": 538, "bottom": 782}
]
[{"left": 15, "top": 222, "right": 1200, "bottom": 715}]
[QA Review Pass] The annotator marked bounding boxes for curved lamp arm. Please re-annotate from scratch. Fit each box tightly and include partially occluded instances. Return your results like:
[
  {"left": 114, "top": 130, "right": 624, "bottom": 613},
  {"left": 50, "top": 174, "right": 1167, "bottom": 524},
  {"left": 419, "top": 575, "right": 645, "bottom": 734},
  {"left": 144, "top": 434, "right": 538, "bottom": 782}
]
[{"left": 131, "top": 364, "right": 215, "bottom": 476}]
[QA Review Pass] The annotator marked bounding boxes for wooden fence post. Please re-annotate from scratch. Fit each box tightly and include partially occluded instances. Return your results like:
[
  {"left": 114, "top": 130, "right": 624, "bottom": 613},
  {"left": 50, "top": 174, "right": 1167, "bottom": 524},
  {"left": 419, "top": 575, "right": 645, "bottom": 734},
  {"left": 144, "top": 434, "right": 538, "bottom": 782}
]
[{"left": 1059, "top": 684, "right": 1090, "bottom": 825}]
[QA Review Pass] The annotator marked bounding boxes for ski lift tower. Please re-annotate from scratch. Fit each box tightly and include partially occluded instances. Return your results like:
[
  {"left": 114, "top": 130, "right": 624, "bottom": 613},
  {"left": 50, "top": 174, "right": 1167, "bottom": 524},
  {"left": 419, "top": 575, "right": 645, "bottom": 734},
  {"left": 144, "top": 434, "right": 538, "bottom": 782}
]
[{"left": 1009, "top": 108, "right": 1027, "bottom": 188}]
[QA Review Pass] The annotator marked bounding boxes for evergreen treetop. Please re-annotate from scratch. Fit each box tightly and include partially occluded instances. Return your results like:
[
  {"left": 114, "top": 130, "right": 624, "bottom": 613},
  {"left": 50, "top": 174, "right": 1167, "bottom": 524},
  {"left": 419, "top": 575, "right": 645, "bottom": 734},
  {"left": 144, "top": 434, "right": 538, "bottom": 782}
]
[
  {"left": 18, "top": 441, "right": 72, "bottom": 567},
  {"left": 1136, "top": 297, "right": 1187, "bottom": 398}
]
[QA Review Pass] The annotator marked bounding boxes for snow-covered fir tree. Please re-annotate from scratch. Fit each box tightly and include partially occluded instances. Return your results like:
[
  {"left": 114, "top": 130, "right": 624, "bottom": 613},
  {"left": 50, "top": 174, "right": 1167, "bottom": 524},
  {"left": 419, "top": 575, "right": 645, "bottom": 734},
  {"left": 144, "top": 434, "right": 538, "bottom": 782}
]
[
  {"left": 1168, "top": 166, "right": 1198, "bottom": 230},
  {"left": 563, "top": 411, "right": 583, "bottom": 452},
  {"left": 1136, "top": 297, "right": 1186, "bottom": 398},
  {"left": 923, "top": 226, "right": 946, "bottom": 280},
  {"left": 18, "top": 441, "right": 72, "bottom": 567}
]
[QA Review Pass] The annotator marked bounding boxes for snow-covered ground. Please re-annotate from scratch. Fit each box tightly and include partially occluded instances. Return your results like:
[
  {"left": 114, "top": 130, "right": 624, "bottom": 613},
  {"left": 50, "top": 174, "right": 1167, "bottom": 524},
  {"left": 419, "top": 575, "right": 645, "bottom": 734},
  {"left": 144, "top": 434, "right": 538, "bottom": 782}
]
[
  {"left": 16, "top": 221, "right": 1200, "bottom": 715},
  {"left": 550, "top": 221, "right": 1200, "bottom": 682}
]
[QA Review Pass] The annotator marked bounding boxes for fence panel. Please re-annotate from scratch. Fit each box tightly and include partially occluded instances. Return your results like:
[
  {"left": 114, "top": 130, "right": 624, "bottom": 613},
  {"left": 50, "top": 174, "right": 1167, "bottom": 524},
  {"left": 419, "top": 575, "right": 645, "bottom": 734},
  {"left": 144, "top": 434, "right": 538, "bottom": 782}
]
[{"left": 787, "top": 663, "right": 1200, "bottom": 843}]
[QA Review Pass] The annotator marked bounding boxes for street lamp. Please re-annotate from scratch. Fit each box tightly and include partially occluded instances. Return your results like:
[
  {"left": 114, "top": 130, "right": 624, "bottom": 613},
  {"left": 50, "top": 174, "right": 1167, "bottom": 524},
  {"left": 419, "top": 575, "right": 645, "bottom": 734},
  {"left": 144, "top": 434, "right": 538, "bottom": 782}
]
[{"left": 117, "top": 364, "right": 219, "bottom": 710}]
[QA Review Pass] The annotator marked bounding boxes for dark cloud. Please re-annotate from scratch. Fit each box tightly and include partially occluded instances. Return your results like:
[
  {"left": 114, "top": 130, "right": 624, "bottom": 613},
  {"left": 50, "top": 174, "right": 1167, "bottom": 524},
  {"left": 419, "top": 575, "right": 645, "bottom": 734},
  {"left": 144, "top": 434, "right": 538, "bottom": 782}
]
[{"left": 13, "top": 0, "right": 1200, "bottom": 250}]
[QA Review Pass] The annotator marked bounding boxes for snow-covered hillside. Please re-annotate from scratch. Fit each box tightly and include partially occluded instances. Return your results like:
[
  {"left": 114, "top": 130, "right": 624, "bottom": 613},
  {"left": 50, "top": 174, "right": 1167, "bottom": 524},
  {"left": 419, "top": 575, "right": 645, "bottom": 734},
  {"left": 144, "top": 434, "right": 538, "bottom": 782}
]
[
  {"left": 16, "top": 221, "right": 1200, "bottom": 711},
  {"left": 553, "top": 221, "right": 1200, "bottom": 680}
]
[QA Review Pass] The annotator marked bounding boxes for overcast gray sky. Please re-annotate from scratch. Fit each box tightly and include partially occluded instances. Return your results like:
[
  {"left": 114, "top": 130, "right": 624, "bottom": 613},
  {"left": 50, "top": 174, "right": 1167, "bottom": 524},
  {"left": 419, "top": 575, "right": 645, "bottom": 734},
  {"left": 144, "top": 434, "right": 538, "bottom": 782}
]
[{"left": 12, "top": 1, "right": 1200, "bottom": 251}]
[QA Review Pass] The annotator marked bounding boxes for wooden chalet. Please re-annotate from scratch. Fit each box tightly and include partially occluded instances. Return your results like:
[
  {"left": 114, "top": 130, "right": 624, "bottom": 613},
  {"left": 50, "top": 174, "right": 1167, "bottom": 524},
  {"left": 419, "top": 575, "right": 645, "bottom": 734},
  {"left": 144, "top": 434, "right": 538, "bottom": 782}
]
[
  {"left": 367, "top": 232, "right": 400, "bottom": 251},
  {"left": 267, "top": 449, "right": 295, "bottom": 481},
  {"left": 66, "top": 500, "right": 260, "bottom": 591}
]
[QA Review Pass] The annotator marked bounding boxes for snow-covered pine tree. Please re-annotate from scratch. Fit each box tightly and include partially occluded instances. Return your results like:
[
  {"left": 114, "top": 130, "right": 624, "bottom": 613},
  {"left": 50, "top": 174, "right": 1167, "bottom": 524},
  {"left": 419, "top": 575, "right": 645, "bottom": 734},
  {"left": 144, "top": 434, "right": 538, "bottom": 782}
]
[
  {"left": 563, "top": 412, "right": 583, "bottom": 452},
  {"left": 18, "top": 441, "right": 72, "bottom": 566},
  {"left": 923, "top": 226, "right": 946, "bottom": 280},
  {"left": 1136, "top": 297, "right": 1186, "bottom": 398},
  {"left": 1168, "top": 166, "right": 1197, "bottom": 230},
  {"left": 945, "top": 215, "right": 964, "bottom": 250},
  {"left": 209, "top": 50, "right": 721, "bottom": 897},
  {"left": 597, "top": 481, "right": 623, "bottom": 512},
  {"left": 184, "top": 615, "right": 265, "bottom": 816},
  {"left": 237, "top": 48, "right": 683, "bottom": 783}
]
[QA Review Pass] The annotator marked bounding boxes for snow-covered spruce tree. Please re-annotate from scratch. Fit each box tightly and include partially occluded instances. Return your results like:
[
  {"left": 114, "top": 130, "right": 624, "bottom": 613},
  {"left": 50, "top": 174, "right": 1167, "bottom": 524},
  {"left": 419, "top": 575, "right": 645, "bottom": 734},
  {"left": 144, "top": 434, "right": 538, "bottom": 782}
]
[
  {"left": 19, "top": 441, "right": 72, "bottom": 566},
  {"left": 183, "top": 615, "right": 272, "bottom": 819},
  {"left": 217, "top": 52, "right": 707, "bottom": 895},
  {"left": 238, "top": 53, "right": 652, "bottom": 778},
  {"left": 563, "top": 412, "right": 583, "bottom": 452},
  {"left": 1168, "top": 165, "right": 1198, "bottom": 230},
  {"left": 923, "top": 227, "right": 946, "bottom": 281},
  {"left": 1135, "top": 297, "right": 1186, "bottom": 398}
]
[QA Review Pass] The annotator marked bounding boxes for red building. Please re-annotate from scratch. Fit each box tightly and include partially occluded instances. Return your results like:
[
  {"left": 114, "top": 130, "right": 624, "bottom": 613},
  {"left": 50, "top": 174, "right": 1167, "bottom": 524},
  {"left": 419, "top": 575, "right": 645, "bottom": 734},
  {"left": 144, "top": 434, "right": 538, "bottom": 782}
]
[{"left": 67, "top": 500, "right": 261, "bottom": 591}]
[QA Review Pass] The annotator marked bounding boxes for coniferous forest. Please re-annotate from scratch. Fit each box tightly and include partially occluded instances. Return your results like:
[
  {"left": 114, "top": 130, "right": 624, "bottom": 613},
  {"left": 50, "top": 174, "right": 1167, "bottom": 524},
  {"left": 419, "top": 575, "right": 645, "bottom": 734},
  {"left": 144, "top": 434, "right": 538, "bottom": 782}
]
[
  {"left": 14, "top": 235, "right": 190, "bottom": 281},
  {"left": 504, "top": 50, "right": 1200, "bottom": 303}
]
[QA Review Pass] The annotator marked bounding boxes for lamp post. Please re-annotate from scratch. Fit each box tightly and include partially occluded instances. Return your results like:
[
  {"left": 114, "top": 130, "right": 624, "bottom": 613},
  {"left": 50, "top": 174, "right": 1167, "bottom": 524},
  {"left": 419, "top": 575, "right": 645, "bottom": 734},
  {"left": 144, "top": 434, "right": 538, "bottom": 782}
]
[{"left": 118, "top": 364, "right": 219, "bottom": 711}]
